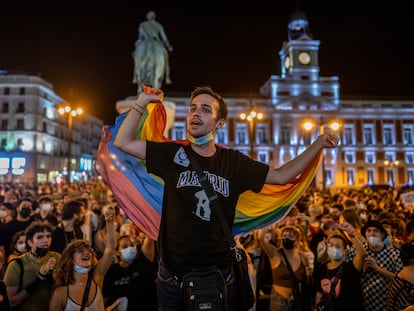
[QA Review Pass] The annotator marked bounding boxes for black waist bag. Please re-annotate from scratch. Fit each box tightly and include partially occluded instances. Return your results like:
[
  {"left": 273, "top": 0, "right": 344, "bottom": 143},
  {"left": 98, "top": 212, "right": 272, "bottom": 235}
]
[{"left": 181, "top": 268, "right": 227, "bottom": 311}]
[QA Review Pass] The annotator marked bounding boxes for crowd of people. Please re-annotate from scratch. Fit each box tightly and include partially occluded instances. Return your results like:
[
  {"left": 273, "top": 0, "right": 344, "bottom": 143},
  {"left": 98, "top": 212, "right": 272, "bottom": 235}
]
[
  {"left": 0, "top": 181, "right": 158, "bottom": 311},
  {"left": 0, "top": 84, "right": 413, "bottom": 310},
  {"left": 0, "top": 181, "right": 412, "bottom": 310}
]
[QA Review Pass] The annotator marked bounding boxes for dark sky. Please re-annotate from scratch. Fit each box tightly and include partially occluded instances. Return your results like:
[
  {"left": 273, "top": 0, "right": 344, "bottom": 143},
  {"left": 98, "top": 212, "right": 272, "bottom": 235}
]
[{"left": 1, "top": 1, "right": 412, "bottom": 124}]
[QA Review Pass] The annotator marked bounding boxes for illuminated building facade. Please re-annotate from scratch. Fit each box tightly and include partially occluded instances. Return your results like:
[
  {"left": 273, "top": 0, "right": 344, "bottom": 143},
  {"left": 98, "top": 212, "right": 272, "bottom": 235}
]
[
  {"left": 0, "top": 73, "right": 102, "bottom": 183},
  {"left": 165, "top": 12, "right": 414, "bottom": 190}
]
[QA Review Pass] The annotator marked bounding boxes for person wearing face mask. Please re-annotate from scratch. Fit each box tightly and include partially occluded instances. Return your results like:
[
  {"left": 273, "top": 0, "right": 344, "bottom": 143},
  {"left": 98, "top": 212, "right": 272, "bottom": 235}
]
[
  {"left": 7, "top": 230, "right": 27, "bottom": 263},
  {"left": 3, "top": 221, "right": 60, "bottom": 311},
  {"left": 259, "top": 225, "right": 314, "bottom": 311},
  {"left": 49, "top": 205, "right": 116, "bottom": 311},
  {"left": 347, "top": 219, "right": 403, "bottom": 311},
  {"left": 0, "top": 198, "right": 34, "bottom": 258},
  {"left": 102, "top": 233, "right": 157, "bottom": 311},
  {"left": 113, "top": 86, "right": 339, "bottom": 311},
  {"left": 32, "top": 196, "right": 58, "bottom": 228},
  {"left": 313, "top": 222, "right": 366, "bottom": 311}
]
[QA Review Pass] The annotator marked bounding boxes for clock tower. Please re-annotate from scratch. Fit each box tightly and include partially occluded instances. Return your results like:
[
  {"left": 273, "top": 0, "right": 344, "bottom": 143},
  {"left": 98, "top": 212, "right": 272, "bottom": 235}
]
[
  {"left": 280, "top": 11, "right": 319, "bottom": 80},
  {"left": 260, "top": 11, "right": 340, "bottom": 110}
]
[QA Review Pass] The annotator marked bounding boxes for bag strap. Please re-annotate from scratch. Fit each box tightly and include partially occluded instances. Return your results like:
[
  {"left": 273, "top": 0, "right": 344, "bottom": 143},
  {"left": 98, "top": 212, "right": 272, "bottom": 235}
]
[
  {"left": 184, "top": 147, "right": 236, "bottom": 252},
  {"left": 79, "top": 272, "right": 93, "bottom": 311},
  {"left": 13, "top": 257, "right": 24, "bottom": 292},
  {"left": 327, "top": 263, "right": 345, "bottom": 296}
]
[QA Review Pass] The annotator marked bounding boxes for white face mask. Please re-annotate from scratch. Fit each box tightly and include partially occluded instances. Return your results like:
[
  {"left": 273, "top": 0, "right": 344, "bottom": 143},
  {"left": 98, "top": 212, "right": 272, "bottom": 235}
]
[
  {"left": 41, "top": 204, "right": 53, "bottom": 212},
  {"left": 367, "top": 236, "right": 383, "bottom": 247},
  {"left": 73, "top": 263, "right": 92, "bottom": 274},
  {"left": 0, "top": 210, "right": 7, "bottom": 218},
  {"left": 327, "top": 246, "right": 344, "bottom": 260},
  {"left": 121, "top": 247, "right": 137, "bottom": 262},
  {"left": 16, "top": 243, "right": 26, "bottom": 253}
]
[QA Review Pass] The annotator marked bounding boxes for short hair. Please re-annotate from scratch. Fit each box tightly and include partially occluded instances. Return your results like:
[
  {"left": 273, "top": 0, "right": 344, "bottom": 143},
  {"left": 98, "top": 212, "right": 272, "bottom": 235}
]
[
  {"left": 190, "top": 86, "right": 228, "bottom": 120},
  {"left": 38, "top": 195, "right": 53, "bottom": 204},
  {"left": 327, "top": 233, "right": 348, "bottom": 248},
  {"left": 25, "top": 221, "right": 53, "bottom": 241},
  {"left": 61, "top": 200, "right": 82, "bottom": 220},
  {"left": 331, "top": 203, "right": 344, "bottom": 212}
]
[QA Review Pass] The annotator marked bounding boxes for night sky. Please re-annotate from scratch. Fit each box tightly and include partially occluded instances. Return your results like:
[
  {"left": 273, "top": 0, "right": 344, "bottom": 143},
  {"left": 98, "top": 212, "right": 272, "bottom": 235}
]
[{"left": 1, "top": 1, "right": 412, "bottom": 124}]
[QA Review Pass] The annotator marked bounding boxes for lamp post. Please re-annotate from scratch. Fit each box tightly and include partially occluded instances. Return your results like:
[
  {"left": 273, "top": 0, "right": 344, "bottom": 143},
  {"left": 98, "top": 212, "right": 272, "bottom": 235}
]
[
  {"left": 383, "top": 160, "right": 400, "bottom": 186},
  {"left": 302, "top": 117, "right": 341, "bottom": 190},
  {"left": 239, "top": 109, "right": 264, "bottom": 158},
  {"left": 58, "top": 105, "right": 83, "bottom": 183}
]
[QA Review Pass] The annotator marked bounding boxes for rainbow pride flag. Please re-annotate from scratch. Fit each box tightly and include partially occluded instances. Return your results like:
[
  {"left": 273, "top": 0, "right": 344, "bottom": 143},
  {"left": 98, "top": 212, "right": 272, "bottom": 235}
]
[{"left": 95, "top": 101, "right": 322, "bottom": 241}]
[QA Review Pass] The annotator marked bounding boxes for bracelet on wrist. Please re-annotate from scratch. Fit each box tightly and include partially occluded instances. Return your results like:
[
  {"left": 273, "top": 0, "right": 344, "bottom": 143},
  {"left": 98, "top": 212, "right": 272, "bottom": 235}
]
[{"left": 132, "top": 104, "right": 145, "bottom": 114}]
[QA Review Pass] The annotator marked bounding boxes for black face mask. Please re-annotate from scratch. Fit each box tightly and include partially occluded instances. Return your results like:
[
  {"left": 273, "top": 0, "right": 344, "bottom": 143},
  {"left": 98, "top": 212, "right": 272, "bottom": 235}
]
[
  {"left": 20, "top": 207, "right": 32, "bottom": 218},
  {"left": 282, "top": 238, "right": 295, "bottom": 250},
  {"left": 32, "top": 247, "right": 49, "bottom": 258}
]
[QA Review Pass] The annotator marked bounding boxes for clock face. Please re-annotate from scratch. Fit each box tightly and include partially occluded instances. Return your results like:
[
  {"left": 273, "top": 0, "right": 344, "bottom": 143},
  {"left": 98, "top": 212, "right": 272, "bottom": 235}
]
[
  {"left": 284, "top": 56, "right": 290, "bottom": 69},
  {"left": 298, "top": 52, "right": 311, "bottom": 65}
]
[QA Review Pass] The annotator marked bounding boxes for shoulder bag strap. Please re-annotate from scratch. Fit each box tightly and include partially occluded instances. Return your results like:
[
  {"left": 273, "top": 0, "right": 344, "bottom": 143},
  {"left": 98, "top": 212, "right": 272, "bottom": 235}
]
[
  {"left": 184, "top": 147, "right": 236, "bottom": 251},
  {"left": 328, "top": 263, "right": 345, "bottom": 296},
  {"left": 79, "top": 272, "right": 93, "bottom": 311},
  {"left": 280, "top": 248, "right": 300, "bottom": 284}
]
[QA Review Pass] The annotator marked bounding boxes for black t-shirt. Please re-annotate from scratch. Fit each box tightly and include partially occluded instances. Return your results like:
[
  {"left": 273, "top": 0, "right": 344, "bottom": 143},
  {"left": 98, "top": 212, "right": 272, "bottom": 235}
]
[
  {"left": 146, "top": 142, "right": 269, "bottom": 274},
  {"left": 102, "top": 254, "right": 157, "bottom": 310},
  {"left": 315, "top": 261, "right": 364, "bottom": 311},
  {"left": 50, "top": 223, "right": 84, "bottom": 253}
]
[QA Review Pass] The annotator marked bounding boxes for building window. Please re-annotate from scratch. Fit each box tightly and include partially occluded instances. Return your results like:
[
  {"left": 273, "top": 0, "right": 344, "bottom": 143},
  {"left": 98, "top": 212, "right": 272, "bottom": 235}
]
[
  {"left": 257, "top": 151, "right": 269, "bottom": 164},
  {"left": 17, "top": 138, "right": 23, "bottom": 150},
  {"left": 0, "top": 139, "right": 6, "bottom": 151},
  {"left": 342, "top": 126, "right": 354, "bottom": 145},
  {"left": 408, "top": 169, "right": 414, "bottom": 185},
  {"left": 2, "top": 103, "right": 8, "bottom": 113},
  {"left": 385, "top": 152, "right": 396, "bottom": 162},
  {"left": 172, "top": 124, "right": 185, "bottom": 140},
  {"left": 367, "top": 169, "right": 375, "bottom": 184},
  {"left": 16, "top": 119, "right": 24, "bottom": 130},
  {"left": 280, "top": 125, "right": 290, "bottom": 145},
  {"left": 4, "top": 88, "right": 10, "bottom": 95},
  {"left": 236, "top": 124, "right": 248, "bottom": 145},
  {"left": 403, "top": 126, "right": 413, "bottom": 145},
  {"left": 19, "top": 87, "right": 25, "bottom": 95},
  {"left": 363, "top": 126, "right": 374, "bottom": 145},
  {"left": 325, "top": 169, "right": 333, "bottom": 186},
  {"left": 406, "top": 152, "right": 414, "bottom": 164},
  {"left": 386, "top": 168, "right": 395, "bottom": 186},
  {"left": 216, "top": 125, "right": 227, "bottom": 145},
  {"left": 347, "top": 168, "right": 355, "bottom": 186},
  {"left": 365, "top": 152, "right": 376, "bottom": 164},
  {"left": 257, "top": 124, "right": 268, "bottom": 144},
  {"left": 17, "top": 103, "right": 25, "bottom": 113},
  {"left": 383, "top": 126, "right": 393, "bottom": 145},
  {"left": 1, "top": 120, "right": 7, "bottom": 131},
  {"left": 345, "top": 152, "right": 355, "bottom": 164}
]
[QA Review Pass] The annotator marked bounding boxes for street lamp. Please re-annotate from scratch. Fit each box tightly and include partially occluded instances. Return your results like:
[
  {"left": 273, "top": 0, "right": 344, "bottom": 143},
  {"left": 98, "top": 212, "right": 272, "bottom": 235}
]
[
  {"left": 58, "top": 105, "right": 83, "bottom": 183},
  {"left": 383, "top": 160, "right": 400, "bottom": 186},
  {"left": 239, "top": 109, "right": 264, "bottom": 158},
  {"left": 302, "top": 117, "right": 342, "bottom": 190}
]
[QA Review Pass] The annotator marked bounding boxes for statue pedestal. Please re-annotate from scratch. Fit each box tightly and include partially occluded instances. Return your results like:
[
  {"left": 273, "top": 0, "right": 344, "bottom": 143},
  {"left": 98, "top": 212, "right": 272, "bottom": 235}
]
[{"left": 116, "top": 97, "right": 176, "bottom": 137}]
